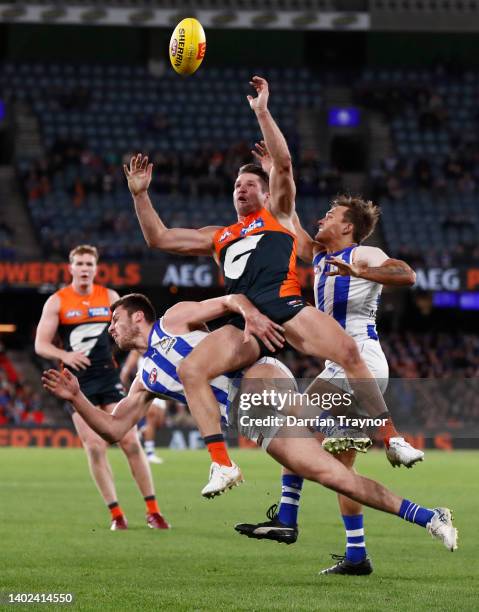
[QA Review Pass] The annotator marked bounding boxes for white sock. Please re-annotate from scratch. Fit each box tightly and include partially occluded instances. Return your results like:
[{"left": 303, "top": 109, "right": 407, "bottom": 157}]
[{"left": 145, "top": 440, "right": 155, "bottom": 455}]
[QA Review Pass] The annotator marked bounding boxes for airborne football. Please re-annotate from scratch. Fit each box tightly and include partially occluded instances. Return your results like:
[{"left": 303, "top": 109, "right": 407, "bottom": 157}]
[
  {"left": 1, "top": 2, "right": 476, "bottom": 611},
  {"left": 169, "top": 18, "right": 206, "bottom": 76}
]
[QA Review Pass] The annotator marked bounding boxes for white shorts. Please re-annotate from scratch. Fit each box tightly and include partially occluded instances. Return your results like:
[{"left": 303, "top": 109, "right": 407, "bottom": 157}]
[
  {"left": 237, "top": 357, "right": 297, "bottom": 451},
  {"left": 151, "top": 398, "right": 167, "bottom": 410},
  {"left": 318, "top": 339, "right": 389, "bottom": 395}
]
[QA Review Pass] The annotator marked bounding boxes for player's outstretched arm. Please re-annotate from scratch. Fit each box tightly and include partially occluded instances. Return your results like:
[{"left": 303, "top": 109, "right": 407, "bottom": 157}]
[
  {"left": 292, "top": 212, "right": 318, "bottom": 263},
  {"left": 35, "top": 295, "right": 91, "bottom": 371},
  {"left": 252, "top": 138, "right": 326, "bottom": 266},
  {"left": 164, "top": 294, "right": 284, "bottom": 353},
  {"left": 248, "top": 77, "right": 296, "bottom": 220},
  {"left": 42, "top": 369, "right": 154, "bottom": 443},
  {"left": 124, "top": 153, "right": 218, "bottom": 256},
  {"left": 252, "top": 141, "right": 314, "bottom": 263},
  {"left": 326, "top": 246, "right": 416, "bottom": 286}
]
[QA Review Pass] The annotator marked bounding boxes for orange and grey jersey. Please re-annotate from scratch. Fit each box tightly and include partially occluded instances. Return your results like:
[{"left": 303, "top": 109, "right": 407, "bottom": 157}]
[
  {"left": 213, "top": 207, "right": 301, "bottom": 307},
  {"left": 56, "top": 284, "right": 114, "bottom": 381}
]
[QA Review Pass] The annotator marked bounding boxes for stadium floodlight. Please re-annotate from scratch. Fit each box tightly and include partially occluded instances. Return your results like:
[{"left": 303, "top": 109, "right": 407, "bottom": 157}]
[
  {"left": 40, "top": 8, "right": 67, "bottom": 22},
  {"left": 129, "top": 9, "right": 155, "bottom": 24},
  {"left": 291, "top": 12, "right": 319, "bottom": 27},
  {"left": 251, "top": 12, "right": 278, "bottom": 26},
  {"left": 211, "top": 11, "right": 238, "bottom": 26},
  {"left": 80, "top": 8, "right": 108, "bottom": 23}
]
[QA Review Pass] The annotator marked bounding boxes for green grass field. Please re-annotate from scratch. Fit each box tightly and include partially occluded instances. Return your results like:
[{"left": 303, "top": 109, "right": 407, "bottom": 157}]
[{"left": 1, "top": 449, "right": 478, "bottom": 611}]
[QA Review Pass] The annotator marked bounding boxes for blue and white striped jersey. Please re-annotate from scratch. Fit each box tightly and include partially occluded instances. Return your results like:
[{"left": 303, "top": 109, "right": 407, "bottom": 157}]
[
  {"left": 138, "top": 318, "right": 238, "bottom": 423},
  {"left": 313, "top": 245, "right": 388, "bottom": 343}
]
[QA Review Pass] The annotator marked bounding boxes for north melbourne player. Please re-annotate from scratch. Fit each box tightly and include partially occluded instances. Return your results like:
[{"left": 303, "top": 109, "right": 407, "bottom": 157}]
[{"left": 235, "top": 142, "right": 424, "bottom": 574}]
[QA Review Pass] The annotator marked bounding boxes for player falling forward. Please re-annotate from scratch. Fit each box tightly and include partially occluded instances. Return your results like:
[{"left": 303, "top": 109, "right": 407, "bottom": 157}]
[
  {"left": 235, "top": 143, "right": 423, "bottom": 575},
  {"left": 46, "top": 291, "right": 283, "bottom": 496},
  {"left": 42, "top": 292, "right": 458, "bottom": 556},
  {"left": 125, "top": 76, "right": 417, "bottom": 496},
  {"left": 35, "top": 245, "right": 169, "bottom": 530}
]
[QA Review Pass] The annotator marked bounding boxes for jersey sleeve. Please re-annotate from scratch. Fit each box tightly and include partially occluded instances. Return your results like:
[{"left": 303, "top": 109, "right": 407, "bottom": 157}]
[{"left": 353, "top": 246, "right": 389, "bottom": 267}]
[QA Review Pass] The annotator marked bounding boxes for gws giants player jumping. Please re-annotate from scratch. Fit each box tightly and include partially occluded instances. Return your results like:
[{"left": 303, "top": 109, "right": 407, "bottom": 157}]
[{"left": 125, "top": 76, "right": 414, "bottom": 497}]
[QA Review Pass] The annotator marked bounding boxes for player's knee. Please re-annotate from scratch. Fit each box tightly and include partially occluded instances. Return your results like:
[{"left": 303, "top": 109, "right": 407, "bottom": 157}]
[
  {"left": 177, "top": 357, "right": 204, "bottom": 384},
  {"left": 119, "top": 438, "right": 142, "bottom": 457},
  {"left": 85, "top": 439, "right": 107, "bottom": 463},
  {"left": 318, "top": 468, "right": 352, "bottom": 495}
]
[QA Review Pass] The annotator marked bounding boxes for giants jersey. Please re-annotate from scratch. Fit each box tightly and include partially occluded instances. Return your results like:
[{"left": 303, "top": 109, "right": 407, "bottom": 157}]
[
  {"left": 57, "top": 284, "right": 114, "bottom": 381},
  {"left": 139, "top": 318, "right": 239, "bottom": 424},
  {"left": 213, "top": 207, "right": 301, "bottom": 306},
  {"left": 313, "top": 245, "right": 388, "bottom": 343}
]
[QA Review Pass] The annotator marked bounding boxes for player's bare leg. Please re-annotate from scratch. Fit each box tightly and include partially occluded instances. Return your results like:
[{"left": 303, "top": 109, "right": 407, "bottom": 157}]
[
  {"left": 283, "top": 307, "right": 424, "bottom": 467},
  {"left": 264, "top": 432, "right": 456, "bottom": 551},
  {"left": 177, "top": 325, "right": 261, "bottom": 438},
  {"left": 108, "top": 403, "right": 170, "bottom": 530},
  {"left": 117, "top": 427, "right": 155, "bottom": 496},
  {"left": 177, "top": 325, "right": 261, "bottom": 497},
  {"left": 336, "top": 449, "right": 364, "bottom": 522},
  {"left": 72, "top": 412, "right": 127, "bottom": 530}
]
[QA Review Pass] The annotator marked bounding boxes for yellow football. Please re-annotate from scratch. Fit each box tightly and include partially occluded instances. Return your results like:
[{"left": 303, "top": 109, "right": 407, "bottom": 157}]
[{"left": 169, "top": 18, "right": 206, "bottom": 76}]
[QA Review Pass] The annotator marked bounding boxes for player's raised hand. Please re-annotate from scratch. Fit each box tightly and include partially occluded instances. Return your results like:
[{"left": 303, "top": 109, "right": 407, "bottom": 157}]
[
  {"left": 243, "top": 312, "right": 285, "bottom": 353},
  {"left": 62, "top": 350, "right": 91, "bottom": 371},
  {"left": 251, "top": 140, "right": 273, "bottom": 175},
  {"left": 247, "top": 76, "right": 270, "bottom": 113},
  {"left": 42, "top": 368, "right": 80, "bottom": 401},
  {"left": 124, "top": 153, "right": 153, "bottom": 196},
  {"left": 325, "top": 256, "right": 368, "bottom": 278}
]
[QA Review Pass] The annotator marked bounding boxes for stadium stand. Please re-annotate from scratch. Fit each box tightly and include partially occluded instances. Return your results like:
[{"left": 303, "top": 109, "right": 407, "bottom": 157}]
[
  {"left": 360, "top": 66, "right": 479, "bottom": 262},
  {"left": 6, "top": 61, "right": 479, "bottom": 263},
  {"left": 0, "top": 346, "right": 46, "bottom": 425},
  {"left": 0, "top": 214, "right": 16, "bottom": 259},
  {"left": 3, "top": 62, "right": 327, "bottom": 258}
]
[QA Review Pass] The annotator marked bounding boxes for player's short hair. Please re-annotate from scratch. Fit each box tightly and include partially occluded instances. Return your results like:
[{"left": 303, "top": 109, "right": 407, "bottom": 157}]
[
  {"left": 69, "top": 244, "right": 99, "bottom": 263},
  {"left": 110, "top": 293, "right": 156, "bottom": 324},
  {"left": 237, "top": 164, "right": 269, "bottom": 192},
  {"left": 331, "top": 196, "right": 380, "bottom": 244}
]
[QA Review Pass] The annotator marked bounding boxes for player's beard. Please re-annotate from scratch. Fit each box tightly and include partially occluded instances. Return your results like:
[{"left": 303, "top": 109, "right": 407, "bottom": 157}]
[{"left": 116, "top": 324, "right": 141, "bottom": 351}]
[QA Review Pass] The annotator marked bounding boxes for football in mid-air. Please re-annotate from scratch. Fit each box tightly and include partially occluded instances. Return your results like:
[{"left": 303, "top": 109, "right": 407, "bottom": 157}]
[{"left": 169, "top": 18, "right": 206, "bottom": 76}]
